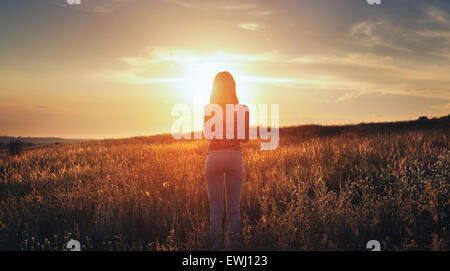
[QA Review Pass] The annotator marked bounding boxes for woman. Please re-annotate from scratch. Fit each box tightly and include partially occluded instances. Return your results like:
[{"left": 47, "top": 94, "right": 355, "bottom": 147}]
[{"left": 204, "top": 71, "right": 249, "bottom": 250}]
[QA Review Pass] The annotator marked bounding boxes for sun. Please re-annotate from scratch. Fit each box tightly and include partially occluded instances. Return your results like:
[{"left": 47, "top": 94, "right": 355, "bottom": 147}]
[
  {"left": 173, "top": 52, "right": 253, "bottom": 131},
  {"left": 175, "top": 56, "right": 249, "bottom": 107}
]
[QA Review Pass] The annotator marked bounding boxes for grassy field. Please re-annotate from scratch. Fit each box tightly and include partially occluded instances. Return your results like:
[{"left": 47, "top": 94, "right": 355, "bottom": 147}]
[{"left": 0, "top": 117, "right": 449, "bottom": 250}]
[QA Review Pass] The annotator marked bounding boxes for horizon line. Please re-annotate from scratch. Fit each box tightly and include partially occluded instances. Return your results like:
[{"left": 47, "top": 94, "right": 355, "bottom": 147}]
[{"left": 1, "top": 114, "right": 447, "bottom": 141}]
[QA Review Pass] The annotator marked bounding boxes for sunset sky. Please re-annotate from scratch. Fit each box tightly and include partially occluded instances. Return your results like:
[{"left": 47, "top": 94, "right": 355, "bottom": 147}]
[{"left": 1, "top": 0, "right": 449, "bottom": 139}]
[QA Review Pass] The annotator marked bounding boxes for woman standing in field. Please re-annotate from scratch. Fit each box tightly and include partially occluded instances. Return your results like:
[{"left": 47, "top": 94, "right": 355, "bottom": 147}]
[{"left": 204, "top": 71, "right": 249, "bottom": 250}]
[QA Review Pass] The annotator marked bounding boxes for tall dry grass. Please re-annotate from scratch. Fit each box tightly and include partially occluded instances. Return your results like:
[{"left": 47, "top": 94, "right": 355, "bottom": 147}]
[{"left": 0, "top": 127, "right": 448, "bottom": 250}]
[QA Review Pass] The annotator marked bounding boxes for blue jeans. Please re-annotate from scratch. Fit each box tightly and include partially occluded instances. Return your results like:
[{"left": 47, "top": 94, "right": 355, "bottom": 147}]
[{"left": 205, "top": 151, "right": 244, "bottom": 249}]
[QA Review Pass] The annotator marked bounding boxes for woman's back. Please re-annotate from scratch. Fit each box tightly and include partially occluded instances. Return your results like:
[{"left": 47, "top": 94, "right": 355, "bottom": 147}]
[{"left": 205, "top": 104, "right": 249, "bottom": 152}]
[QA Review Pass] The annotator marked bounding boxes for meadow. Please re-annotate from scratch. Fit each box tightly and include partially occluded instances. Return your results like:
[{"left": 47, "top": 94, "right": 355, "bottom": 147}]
[{"left": 0, "top": 117, "right": 448, "bottom": 250}]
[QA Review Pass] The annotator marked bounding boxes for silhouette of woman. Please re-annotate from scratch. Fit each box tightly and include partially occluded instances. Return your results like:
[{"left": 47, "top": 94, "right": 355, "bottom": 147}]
[{"left": 204, "top": 71, "right": 249, "bottom": 250}]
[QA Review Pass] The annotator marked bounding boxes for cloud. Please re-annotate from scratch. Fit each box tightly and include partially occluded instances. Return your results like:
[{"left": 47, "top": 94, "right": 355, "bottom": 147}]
[
  {"left": 94, "top": 40, "right": 450, "bottom": 102},
  {"left": 431, "top": 102, "right": 450, "bottom": 109},
  {"left": 49, "top": 0, "right": 136, "bottom": 13},
  {"left": 289, "top": 53, "right": 395, "bottom": 69},
  {"left": 349, "top": 5, "right": 450, "bottom": 58},
  {"left": 163, "top": 0, "right": 193, "bottom": 8},
  {"left": 298, "top": 4, "right": 450, "bottom": 101},
  {"left": 212, "top": 3, "right": 257, "bottom": 10},
  {"left": 161, "top": 0, "right": 258, "bottom": 10},
  {"left": 248, "top": 10, "right": 276, "bottom": 18},
  {"left": 326, "top": 91, "right": 370, "bottom": 104},
  {"left": 425, "top": 6, "right": 450, "bottom": 26},
  {"left": 94, "top": 47, "right": 380, "bottom": 98},
  {"left": 122, "top": 47, "right": 280, "bottom": 66},
  {"left": 288, "top": 52, "right": 450, "bottom": 100},
  {"left": 93, "top": 47, "right": 283, "bottom": 85},
  {"left": 238, "top": 22, "right": 266, "bottom": 32},
  {"left": 94, "top": 47, "right": 355, "bottom": 91},
  {"left": 350, "top": 20, "right": 412, "bottom": 52}
]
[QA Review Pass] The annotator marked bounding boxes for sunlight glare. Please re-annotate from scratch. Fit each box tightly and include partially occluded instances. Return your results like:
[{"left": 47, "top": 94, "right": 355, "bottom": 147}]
[
  {"left": 176, "top": 55, "right": 250, "bottom": 106},
  {"left": 173, "top": 52, "right": 254, "bottom": 131}
]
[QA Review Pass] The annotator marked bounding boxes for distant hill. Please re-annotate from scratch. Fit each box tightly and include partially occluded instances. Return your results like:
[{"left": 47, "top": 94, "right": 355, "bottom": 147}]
[
  {"left": 279, "top": 114, "right": 450, "bottom": 139},
  {"left": 1, "top": 115, "right": 448, "bottom": 147},
  {"left": 0, "top": 136, "right": 94, "bottom": 145},
  {"left": 111, "top": 114, "right": 450, "bottom": 146}
]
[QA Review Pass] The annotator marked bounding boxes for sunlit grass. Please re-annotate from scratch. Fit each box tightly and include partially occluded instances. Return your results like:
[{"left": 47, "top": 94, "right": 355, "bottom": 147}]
[{"left": 0, "top": 126, "right": 448, "bottom": 250}]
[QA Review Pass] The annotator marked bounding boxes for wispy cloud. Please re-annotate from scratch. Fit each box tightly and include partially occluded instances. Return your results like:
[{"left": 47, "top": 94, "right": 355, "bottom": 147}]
[
  {"left": 238, "top": 22, "right": 265, "bottom": 32},
  {"left": 95, "top": 43, "right": 450, "bottom": 101},
  {"left": 289, "top": 53, "right": 395, "bottom": 69},
  {"left": 161, "top": 0, "right": 258, "bottom": 10},
  {"left": 350, "top": 20, "right": 413, "bottom": 52},
  {"left": 94, "top": 47, "right": 282, "bottom": 85},
  {"left": 212, "top": 3, "right": 257, "bottom": 10},
  {"left": 325, "top": 91, "right": 371, "bottom": 104},
  {"left": 122, "top": 47, "right": 280, "bottom": 66},
  {"left": 288, "top": 52, "right": 450, "bottom": 100},
  {"left": 163, "top": 0, "right": 193, "bottom": 8},
  {"left": 431, "top": 102, "right": 450, "bottom": 109},
  {"left": 94, "top": 47, "right": 379, "bottom": 100},
  {"left": 248, "top": 10, "right": 276, "bottom": 18},
  {"left": 49, "top": 0, "right": 136, "bottom": 13},
  {"left": 350, "top": 6, "right": 450, "bottom": 58}
]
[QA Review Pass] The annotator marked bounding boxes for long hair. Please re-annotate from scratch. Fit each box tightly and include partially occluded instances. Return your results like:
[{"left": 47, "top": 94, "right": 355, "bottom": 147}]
[{"left": 210, "top": 71, "right": 239, "bottom": 106}]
